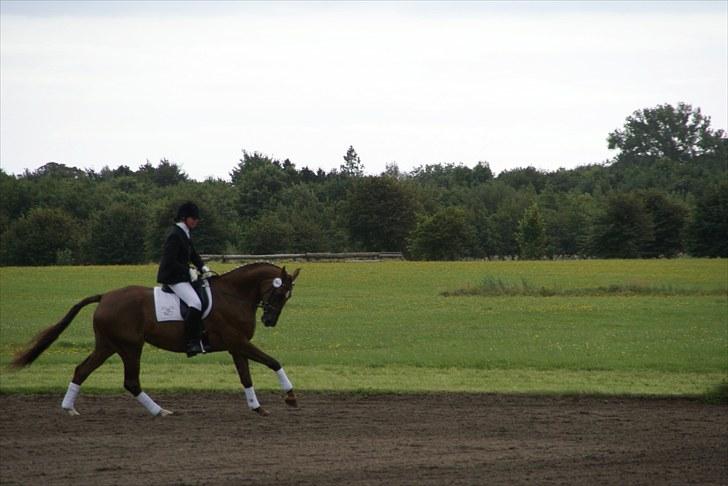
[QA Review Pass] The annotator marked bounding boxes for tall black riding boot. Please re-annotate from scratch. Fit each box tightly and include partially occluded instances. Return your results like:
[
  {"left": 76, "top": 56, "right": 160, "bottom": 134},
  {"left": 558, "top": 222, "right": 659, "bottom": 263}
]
[{"left": 184, "top": 308, "right": 205, "bottom": 357}]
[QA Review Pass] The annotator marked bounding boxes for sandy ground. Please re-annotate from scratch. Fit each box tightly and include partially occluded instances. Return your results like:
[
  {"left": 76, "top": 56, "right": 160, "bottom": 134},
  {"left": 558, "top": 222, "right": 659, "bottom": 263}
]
[{"left": 1, "top": 392, "right": 726, "bottom": 485}]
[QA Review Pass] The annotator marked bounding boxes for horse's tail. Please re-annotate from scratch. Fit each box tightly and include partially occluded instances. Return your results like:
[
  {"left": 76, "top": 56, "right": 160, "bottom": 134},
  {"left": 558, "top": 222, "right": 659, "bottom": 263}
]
[{"left": 9, "top": 294, "right": 103, "bottom": 370}]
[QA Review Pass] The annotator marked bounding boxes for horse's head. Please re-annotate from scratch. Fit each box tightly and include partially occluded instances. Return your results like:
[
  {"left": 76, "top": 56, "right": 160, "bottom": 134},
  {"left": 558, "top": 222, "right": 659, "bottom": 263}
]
[{"left": 260, "top": 266, "right": 300, "bottom": 327}]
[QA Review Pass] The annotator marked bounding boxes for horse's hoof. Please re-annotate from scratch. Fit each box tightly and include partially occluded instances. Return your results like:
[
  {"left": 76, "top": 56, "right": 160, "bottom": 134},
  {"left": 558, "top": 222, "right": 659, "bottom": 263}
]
[
  {"left": 285, "top": 392, "right": 298, "bottom": 408},
  {"left": 157, "top": 408, "right": 174, "bottom": 417},
  {"left": 253, "top": 407, "right": 270, "bottom": 417},
  {"left": 63, "top": 407, "right": 80, "bottom": 416}
]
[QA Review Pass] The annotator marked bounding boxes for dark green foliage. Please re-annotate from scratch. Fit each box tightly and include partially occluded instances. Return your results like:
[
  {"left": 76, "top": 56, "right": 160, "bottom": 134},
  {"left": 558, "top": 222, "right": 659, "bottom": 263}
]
[
  {"left": 640, "top": 191, "right": 688, "bottom": 258},
  {"left": 0, "top": 169, "right": 32, "bottom": 238},
  {"left": 1, "top": 103, "right": 725, "bottom": 264},
  {"left": 488, "top": 191, "right": 534, "bottom": 257},
  {"left": 608, "top": 103, "right": 725, "bottom": 164},
  {"left": 410, "top": 162, "right": 493, "bottom": 188},
  {"left": 136, "top": 159, "right": 189, "bottom": 186},
  {"left": 589, "top": 193, "right": 653, "bottom": 258},
  {"left": 87, "top": 203, "right": 147, "bottom": 264},
  {"left": 242, "top": 185, "right": 334, "bottom": 253},
  {"left": 688, "top": 182, "right": 728, "bottom": 257},
  {"left": 340, "top": 146, "right": 364, "bottom": 177},
  {"left": 497, "top": 166, "right": 548, "bottom": 192},
  {"left": 346, "top": 177, "right": 417, "bottom": 252},
  {"left": 244, "top": 212, "right": 295, "bottom": 254},
  {"left": 0, "top": 208, "right": 80, "bottom": 265},
  {"left": 516, "top": 204, "right": 547, "bottom": 259},
  {"left": 231, "top": 151, "right": 293, "bottom": 220},
  {"left": 539, "top": 191, "right": 596, "bottom": 257},
  {"left": 408, "top": 207, "right": 478, "bottom": 260}
]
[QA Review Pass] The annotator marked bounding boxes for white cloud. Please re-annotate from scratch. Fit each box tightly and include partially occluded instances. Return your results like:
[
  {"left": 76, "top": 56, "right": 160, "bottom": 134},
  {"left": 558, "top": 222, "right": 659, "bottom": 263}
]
[{"left": 1, "top": 1, "right": 726, "bottom": 179}]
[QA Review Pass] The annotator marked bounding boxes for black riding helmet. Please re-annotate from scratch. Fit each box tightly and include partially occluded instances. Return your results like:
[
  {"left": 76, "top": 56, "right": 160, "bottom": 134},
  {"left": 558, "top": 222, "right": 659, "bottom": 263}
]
[{"left": 176, "top": 202, "right": 200, "bottom": 221}]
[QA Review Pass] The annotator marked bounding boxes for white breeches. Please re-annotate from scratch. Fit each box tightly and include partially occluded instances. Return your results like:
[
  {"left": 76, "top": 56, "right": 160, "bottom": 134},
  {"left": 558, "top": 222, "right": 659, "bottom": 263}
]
[{"left": 168, "top": 282, "right": 202, "bottom": 310}]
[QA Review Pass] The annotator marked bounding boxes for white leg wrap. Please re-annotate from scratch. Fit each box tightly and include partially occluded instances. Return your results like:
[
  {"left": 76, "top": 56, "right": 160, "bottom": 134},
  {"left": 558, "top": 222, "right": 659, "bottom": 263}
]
[
  {"left": 61, "top": 382, "right": 80, "bottom": 410},
  {"left": 276, "top": 368, "right": 293, "bottom": 392},
  {"left": 244, "top": 386, "right": 261, "bottom": 410},
  {"left": 136, "top": 392, "right": 162, "bottom": 416}
]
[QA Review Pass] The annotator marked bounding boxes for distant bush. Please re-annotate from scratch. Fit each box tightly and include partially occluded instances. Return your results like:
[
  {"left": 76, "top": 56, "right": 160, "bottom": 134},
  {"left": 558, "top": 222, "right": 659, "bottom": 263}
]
[
  {"left": 0, "top": 207, "right": 80, "bottom": 265},
  {"left": 86, "top": 203, "right": 147, "bottom": 264},
  {"left": 688, "top": 182, "right": 728, "bottom": 257},
  {"left": 408, "top": 207, "right": 477, "bottom": 260}
]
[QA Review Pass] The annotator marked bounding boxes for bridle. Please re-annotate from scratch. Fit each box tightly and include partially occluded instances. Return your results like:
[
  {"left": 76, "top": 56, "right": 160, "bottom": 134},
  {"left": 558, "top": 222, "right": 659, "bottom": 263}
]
[
  {"left": 212, "top": 276, "right": 293, "bottom": 324},
  {"left": 257, "top": 278, "right": 294, "bottom": 313}
]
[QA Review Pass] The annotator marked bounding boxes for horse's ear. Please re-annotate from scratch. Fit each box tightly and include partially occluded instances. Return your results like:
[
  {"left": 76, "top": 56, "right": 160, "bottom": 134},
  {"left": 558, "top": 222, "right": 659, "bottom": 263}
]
[
  {"left": 280, "top": 266, "right": 287, "bottom": 276},
  {"left": 291, "top": 268, "right": 301, "bottom": 282}
]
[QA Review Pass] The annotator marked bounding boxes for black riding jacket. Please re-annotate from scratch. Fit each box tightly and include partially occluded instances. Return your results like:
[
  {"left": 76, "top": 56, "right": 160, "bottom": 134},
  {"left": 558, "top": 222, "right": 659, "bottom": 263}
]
[{"left": 156, "top": 224, "right": 204, "bottom": 284}]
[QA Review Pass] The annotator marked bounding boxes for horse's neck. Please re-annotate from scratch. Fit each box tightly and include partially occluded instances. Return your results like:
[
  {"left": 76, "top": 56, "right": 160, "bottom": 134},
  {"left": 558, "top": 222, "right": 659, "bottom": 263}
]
[{"left": 219, "top": 263, "right": 277, "bottom": 297}]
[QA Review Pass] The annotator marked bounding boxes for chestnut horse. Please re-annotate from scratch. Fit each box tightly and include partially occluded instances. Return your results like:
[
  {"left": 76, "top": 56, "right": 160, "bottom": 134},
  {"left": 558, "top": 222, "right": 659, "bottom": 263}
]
[{"left": 11, "top": 262, "right": 300, "bottom": 417}]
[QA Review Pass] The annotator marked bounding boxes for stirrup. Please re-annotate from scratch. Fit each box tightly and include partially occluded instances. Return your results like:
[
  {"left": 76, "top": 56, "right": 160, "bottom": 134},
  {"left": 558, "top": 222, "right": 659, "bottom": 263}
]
[
  {"left": 186, "top": 339, "right": 210, "bottom": 357},
  {"left": 186, "top": 339, "right": 205, "bottom": 357}
]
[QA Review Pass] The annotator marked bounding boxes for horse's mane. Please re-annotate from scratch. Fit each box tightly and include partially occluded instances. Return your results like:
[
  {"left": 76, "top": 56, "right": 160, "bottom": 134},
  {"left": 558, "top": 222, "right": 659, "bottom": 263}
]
[{"left": 216, "top": 261, "right": 280, "bottom": 280}]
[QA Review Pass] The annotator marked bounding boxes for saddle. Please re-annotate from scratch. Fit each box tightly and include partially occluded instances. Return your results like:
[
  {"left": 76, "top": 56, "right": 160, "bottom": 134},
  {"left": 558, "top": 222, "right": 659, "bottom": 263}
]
[
  {"left": 161, "top": 280, "right": 210, "bottom": 318},
  {"left": 154, "top": 279, "right": 213, "bottom": 322}
]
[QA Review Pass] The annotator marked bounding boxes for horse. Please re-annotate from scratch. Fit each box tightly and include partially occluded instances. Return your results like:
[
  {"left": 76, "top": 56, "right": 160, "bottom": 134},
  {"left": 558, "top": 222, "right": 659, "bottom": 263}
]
[{"left": 10, "top": 262, "right": 301, "bottom": 417}]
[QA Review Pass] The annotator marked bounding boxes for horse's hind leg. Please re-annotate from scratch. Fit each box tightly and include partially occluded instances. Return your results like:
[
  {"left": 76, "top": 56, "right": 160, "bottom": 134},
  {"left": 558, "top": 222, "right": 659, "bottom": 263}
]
[
  {"left": 119, "top": 345, "right": 172, "bottom": 417},
  {"left": 61, "top": 343, "right": 114, "bottom": 415}
]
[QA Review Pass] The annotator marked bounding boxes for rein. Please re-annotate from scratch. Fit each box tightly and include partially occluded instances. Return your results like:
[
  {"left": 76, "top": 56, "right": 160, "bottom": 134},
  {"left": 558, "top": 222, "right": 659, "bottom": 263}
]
[
  {"left": 209, "top": 279, "right": 270, "bottom": 311},
  {"left": 208, "top": 262, "right": 294, "bottom": 316},
  {"left": 214, "top": 286, "right": 262, "bottom": 308}
]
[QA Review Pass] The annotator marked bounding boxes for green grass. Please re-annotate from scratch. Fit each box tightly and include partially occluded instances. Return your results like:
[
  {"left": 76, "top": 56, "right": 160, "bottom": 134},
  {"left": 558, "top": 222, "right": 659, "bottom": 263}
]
[
  {"left": 443, "top": 275, "right": 728, "bottom": 297},
  {"left": 1, "top": 260, "right": 726, "bottom": 398}
]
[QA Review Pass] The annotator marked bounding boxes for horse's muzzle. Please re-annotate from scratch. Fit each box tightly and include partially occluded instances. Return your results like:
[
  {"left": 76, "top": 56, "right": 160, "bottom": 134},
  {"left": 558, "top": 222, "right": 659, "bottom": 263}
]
[{"left": 261, "top": 306, "right": 280, "bottom": 327}]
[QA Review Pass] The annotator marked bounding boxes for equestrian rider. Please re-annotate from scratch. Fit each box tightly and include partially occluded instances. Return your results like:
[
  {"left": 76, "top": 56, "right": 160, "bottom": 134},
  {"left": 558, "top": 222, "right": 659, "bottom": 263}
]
[{"left": 157, "top": 202, "right": 212, "bottom": 357}]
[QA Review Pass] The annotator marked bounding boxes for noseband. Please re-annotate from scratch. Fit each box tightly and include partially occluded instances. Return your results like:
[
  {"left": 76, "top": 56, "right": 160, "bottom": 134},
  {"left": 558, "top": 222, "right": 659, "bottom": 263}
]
[
  {"left": 214, "top": 278, "right": 292, "bottom": 319},
  {"left": 257, "top": 289, "right": 276, "bottom": 313},
  {"left": 258, "top": 278, "right": 294, "bottom": 315}
]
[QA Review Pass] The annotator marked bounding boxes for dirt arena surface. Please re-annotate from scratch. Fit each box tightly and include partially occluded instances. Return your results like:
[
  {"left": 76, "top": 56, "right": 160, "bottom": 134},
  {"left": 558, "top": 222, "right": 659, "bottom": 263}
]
[{"left": 1, "top": 392, "right": 726, "bottom": 485}]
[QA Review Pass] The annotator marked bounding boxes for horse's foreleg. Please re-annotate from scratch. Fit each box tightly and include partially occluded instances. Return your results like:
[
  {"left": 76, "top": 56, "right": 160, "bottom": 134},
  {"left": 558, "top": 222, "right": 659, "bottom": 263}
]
[
  {"left": 236, "top": 342, "right": 298, "bottom": 409},
  {"left": 61, "top": 345, "right": 115, "bottom": 415},
  {"left": 231, "top": 353, "right": 268, "bottom": 416},
  {"left": 119, "top": 346, "right": 172, "bottom": 417}
]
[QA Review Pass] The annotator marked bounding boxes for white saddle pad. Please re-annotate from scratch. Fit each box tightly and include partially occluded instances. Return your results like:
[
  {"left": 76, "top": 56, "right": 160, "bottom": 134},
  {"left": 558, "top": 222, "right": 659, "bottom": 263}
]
[{"left": 153, "top": 284, "right": 213, "bottom": 322}]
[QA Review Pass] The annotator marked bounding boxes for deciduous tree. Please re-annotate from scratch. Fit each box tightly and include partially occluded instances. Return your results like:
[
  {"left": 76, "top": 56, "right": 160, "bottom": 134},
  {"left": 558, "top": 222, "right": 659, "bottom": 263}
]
[
  {"left": 0, "top": 208, "right": 80, "bottom": 265},
  {"left": 607, "top": 103, "right": 725, "bottom": 164},
  {"left": 346, "top": 176, "right": 417, "bottom": 252},
  {"left": 516, "top": 204, "right": 547, "bottom": 259},
  {"left": 589, "top": 193, "right": 653, "bottom": 258},
  {"left": 688, "top": 182, "right": 728, "bottom": 257},
  {"left": 408, "top": 207, "right": 477, "bottom": 260}
]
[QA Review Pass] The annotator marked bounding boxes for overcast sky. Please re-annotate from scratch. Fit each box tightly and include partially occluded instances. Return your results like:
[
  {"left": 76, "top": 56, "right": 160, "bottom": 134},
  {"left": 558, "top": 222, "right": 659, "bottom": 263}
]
[{"left": 1, "top": 0, "right": 726, "bottom": 180}]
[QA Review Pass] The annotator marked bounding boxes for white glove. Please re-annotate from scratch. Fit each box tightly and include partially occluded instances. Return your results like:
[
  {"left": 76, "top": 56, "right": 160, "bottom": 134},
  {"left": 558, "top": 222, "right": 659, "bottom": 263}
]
[
  {"left": 189, "top": 267, "right": 199, "bottom": 282},
  {"left": 201, "top": 265, "right": 213, "bottom": 279}
]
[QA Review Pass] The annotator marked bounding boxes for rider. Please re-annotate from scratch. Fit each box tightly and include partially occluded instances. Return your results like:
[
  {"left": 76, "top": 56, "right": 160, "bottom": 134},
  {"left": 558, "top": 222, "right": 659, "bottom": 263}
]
[{"left": 157, "top": 202, "right": 212, "bottom": 357}]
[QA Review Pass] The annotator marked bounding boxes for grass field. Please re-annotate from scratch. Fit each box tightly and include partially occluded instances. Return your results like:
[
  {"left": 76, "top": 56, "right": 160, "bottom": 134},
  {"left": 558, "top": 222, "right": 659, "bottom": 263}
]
[{"left": 0, "top": 259, "right": 726, "bottom": 398}]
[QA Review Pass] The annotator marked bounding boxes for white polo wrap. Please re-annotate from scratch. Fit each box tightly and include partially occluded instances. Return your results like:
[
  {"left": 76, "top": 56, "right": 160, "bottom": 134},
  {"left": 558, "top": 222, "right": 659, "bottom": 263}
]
[
  {"left": 276, "top": 368, "right": 293, "bottom": 392},
  {"left": 244, "top": 386, "right": 261, "bottom": 410},
  {"left": 136, "top": 392, "right": 162, "bottom": 416},
  {"left": 61, "top": 382, "right": 80, "bottom": 410}
]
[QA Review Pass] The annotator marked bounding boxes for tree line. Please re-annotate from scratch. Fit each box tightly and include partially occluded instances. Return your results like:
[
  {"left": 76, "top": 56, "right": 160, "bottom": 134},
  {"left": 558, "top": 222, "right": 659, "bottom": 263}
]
[{"left": 1, "top": 102, "right": 726, "bottom": 265}]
